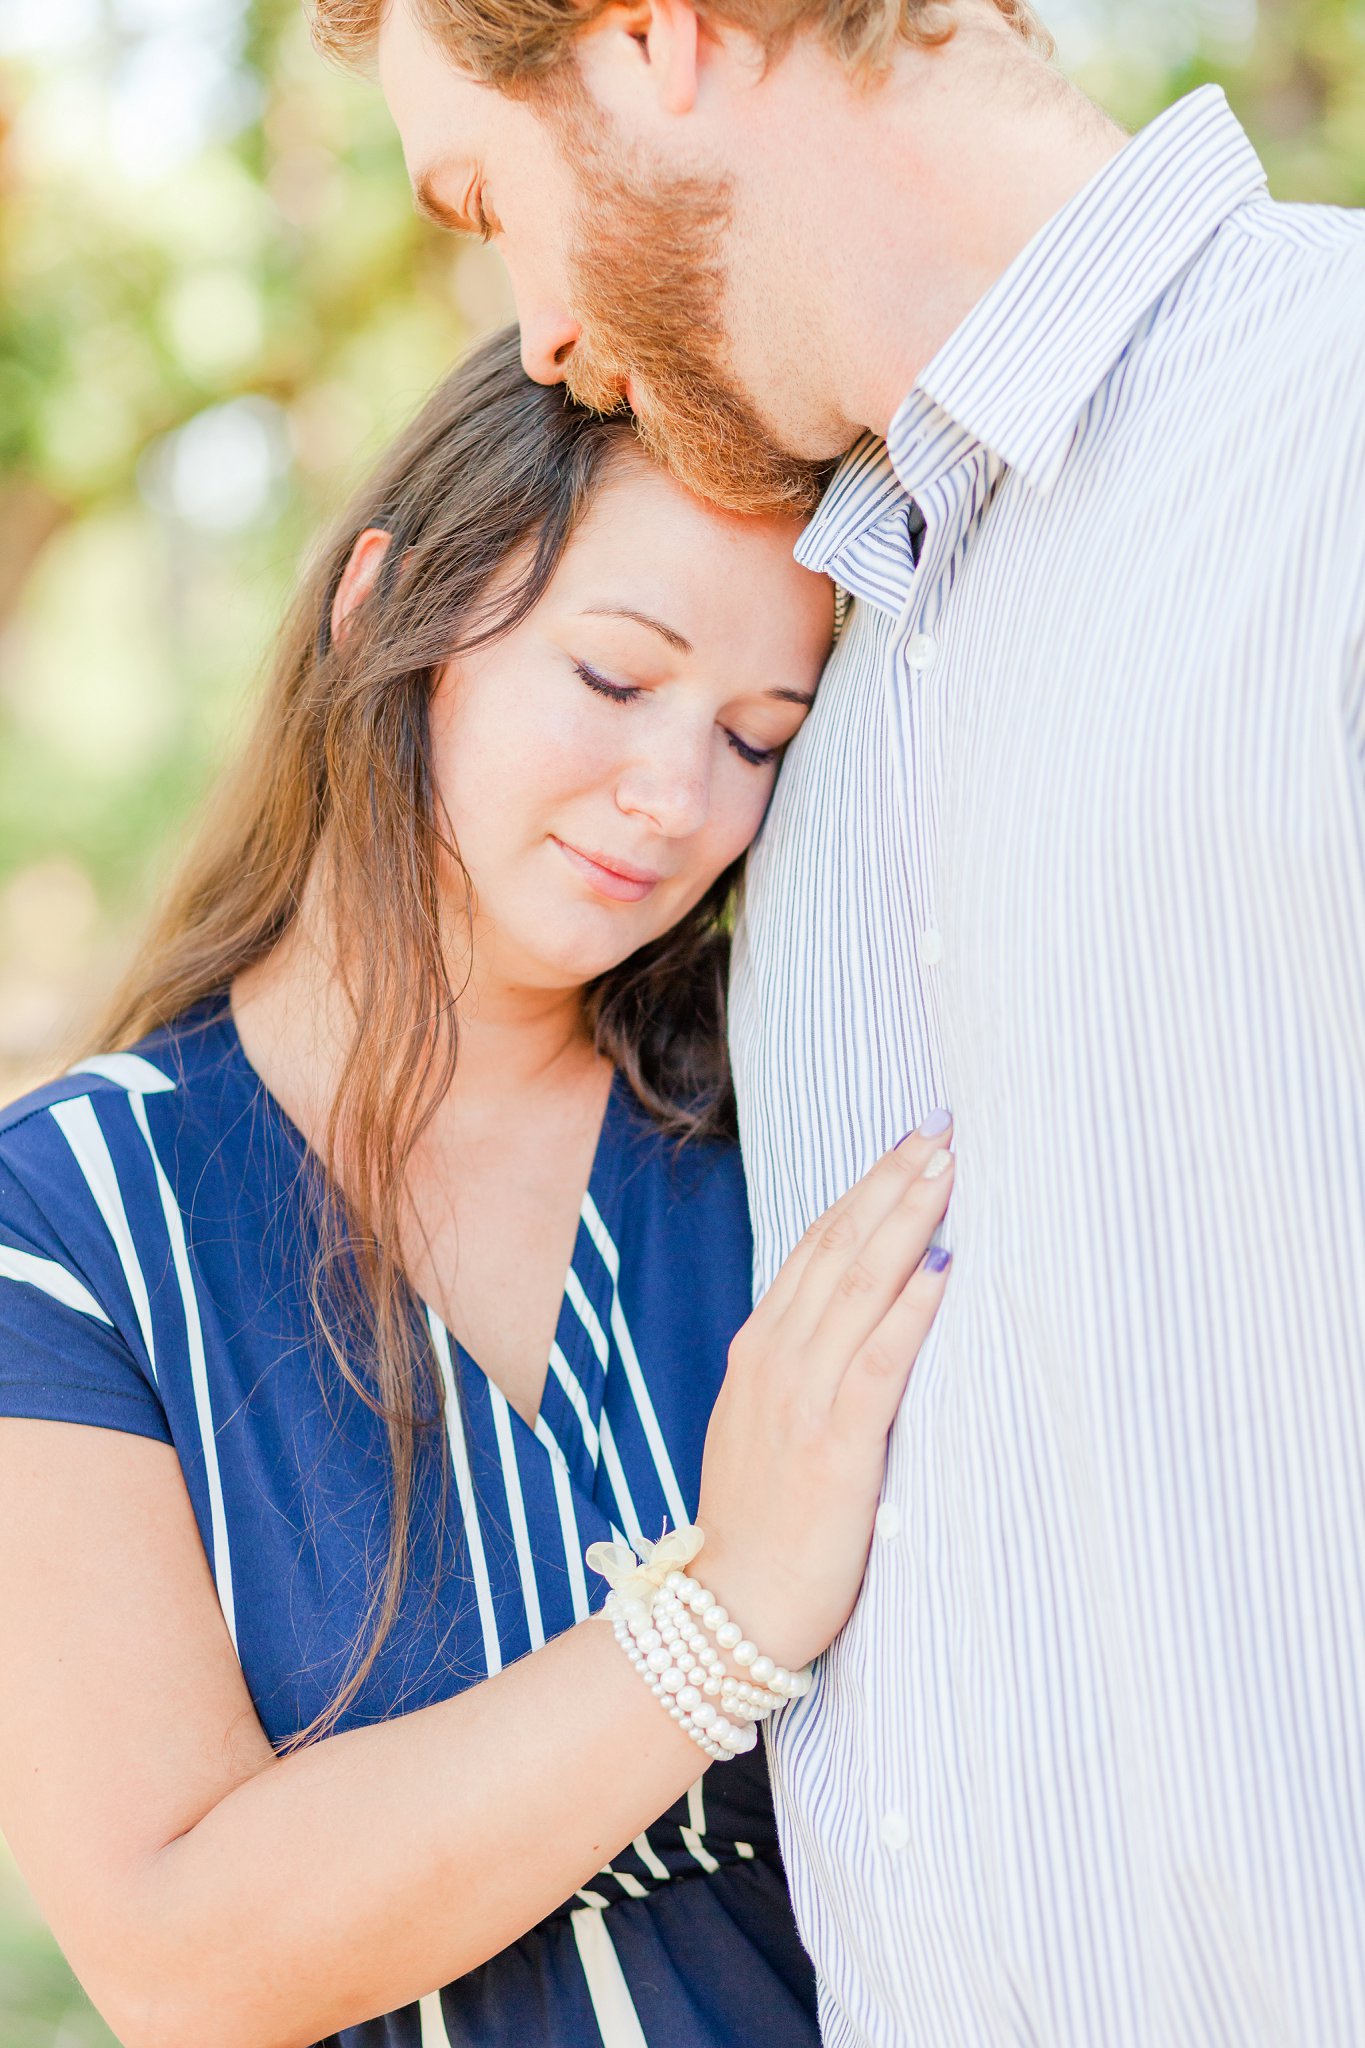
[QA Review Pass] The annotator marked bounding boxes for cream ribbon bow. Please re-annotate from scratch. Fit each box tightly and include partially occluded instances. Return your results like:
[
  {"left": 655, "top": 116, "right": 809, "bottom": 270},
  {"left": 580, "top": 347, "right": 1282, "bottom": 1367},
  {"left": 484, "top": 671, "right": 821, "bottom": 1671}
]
[{"left": 586, "top": 1524, "right": 705, "bottom": 1622}]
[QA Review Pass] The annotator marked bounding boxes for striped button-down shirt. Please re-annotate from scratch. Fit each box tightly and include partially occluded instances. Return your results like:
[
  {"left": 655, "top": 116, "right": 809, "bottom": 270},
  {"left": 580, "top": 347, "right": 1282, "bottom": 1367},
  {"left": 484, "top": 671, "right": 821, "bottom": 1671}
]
[{"left": 731, "top": 86, "right": 1365, "bottom": 2046}]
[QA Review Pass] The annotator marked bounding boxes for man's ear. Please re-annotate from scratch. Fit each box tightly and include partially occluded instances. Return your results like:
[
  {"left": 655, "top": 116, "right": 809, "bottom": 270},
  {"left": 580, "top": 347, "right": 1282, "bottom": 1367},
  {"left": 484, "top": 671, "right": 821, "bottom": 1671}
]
[
  {"left": 581, "top": 0, "right": 702, "bottom": 121},
  {"left": 331, "top": 527, "right": 393, "bottom": 646}
]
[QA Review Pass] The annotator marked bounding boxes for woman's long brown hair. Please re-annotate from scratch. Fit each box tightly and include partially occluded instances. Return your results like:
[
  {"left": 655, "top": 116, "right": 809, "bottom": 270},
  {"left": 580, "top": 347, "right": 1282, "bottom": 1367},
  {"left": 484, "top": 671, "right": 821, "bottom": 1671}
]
[{"left": 95, "top": 328, "right": 745, "bottom": 1744}]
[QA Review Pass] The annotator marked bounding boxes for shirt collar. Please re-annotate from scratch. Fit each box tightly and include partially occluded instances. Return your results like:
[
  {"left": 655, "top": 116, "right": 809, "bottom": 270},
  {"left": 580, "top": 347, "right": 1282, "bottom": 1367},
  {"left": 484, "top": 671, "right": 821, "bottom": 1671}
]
[
  {"left": 891, "top": 86, "right": 1269, "bottom": 499},
  {"left": 794, "top": 432, "right": 917, "bottom": 609}
]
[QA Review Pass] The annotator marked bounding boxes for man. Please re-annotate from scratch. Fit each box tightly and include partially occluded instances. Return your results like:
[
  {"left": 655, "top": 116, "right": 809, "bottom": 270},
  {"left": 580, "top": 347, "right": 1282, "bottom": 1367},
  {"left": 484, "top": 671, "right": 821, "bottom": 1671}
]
[{"left": 314, "top": 0, "right": 1365, "bottom": 2038}]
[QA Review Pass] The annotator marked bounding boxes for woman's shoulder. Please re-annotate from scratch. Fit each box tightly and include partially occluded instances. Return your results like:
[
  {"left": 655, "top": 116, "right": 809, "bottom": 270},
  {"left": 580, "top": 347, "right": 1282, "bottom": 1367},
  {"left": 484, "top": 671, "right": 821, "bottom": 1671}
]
[
  {"left": 0, "top": 999, "right": 303, "bottom": 1445},
  {"left": 4, "top": 996, "right": 230, "bottom": 1110},
  {"left": 0, "top": 1001, "right": 251, "bottom": 1233},
  {"left": 0, "top": 1016, "right": 244, "bottom": 1443}
]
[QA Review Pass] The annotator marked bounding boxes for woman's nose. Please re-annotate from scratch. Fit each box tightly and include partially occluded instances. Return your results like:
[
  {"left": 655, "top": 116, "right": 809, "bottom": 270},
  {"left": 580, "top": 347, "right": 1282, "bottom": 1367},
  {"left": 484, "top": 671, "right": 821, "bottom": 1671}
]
[{"left": 616, "top": 741, "right": 712, "bottom": 841}]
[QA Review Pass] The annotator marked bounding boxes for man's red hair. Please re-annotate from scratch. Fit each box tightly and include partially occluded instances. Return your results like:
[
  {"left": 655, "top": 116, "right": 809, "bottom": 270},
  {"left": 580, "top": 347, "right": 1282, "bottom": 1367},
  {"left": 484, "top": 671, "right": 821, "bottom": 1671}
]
[{"left": 310, "top": 0, "right": 1052, "bottom": 92}]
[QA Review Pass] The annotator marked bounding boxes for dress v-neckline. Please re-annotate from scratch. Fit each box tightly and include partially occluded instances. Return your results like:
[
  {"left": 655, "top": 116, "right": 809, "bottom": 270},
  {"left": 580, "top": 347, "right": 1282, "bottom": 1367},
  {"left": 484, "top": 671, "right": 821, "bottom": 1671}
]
[
  {"left": 445, "top": 1069, "right": 626, "bottom": 1473},
  {"left": 222, "top": 995, "right": 626, "bottom": 1476}
]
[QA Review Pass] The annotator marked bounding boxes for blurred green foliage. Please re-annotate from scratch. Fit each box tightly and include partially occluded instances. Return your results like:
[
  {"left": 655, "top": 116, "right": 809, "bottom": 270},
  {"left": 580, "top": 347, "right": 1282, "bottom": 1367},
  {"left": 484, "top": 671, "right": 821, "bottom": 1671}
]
[
  {"left": 0, "top": 0, "right": 1362, "bottom": 2038},
  {"left": 0, "top": 0, "right": 506, "bottom": 1099},
  {"left": 1089, "top": 0, "right": 1365, "bottom": 197}
]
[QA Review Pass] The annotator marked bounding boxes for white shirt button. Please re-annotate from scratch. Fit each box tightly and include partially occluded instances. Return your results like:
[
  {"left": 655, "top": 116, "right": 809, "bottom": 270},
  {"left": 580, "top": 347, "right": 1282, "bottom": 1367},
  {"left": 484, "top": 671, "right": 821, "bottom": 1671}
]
[
  {"left": 879, "top": 1809, "right": 911, "bottom": 1852},
  {"left": 905, "top": 632, "right": 939, "bottom": 672},
  {"left": 875, "top": 1501, "right": 903, "bottom": 1542},
  {"left": 918, "top": 926, "right": 944, "bottom": 967}
]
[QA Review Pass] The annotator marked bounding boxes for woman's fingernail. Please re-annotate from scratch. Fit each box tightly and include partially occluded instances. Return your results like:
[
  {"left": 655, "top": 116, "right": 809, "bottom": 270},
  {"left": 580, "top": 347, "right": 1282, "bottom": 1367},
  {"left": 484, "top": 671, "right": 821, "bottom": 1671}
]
[
  {"left": 918, "top": 1107, "right": 952, "bottom": 1138},
  {"left": 922, "top": 1148, "right": 953, "bottom": 1182},
  {"left": 925, "top": 1244, "right": 953, "bottom": 1274}
]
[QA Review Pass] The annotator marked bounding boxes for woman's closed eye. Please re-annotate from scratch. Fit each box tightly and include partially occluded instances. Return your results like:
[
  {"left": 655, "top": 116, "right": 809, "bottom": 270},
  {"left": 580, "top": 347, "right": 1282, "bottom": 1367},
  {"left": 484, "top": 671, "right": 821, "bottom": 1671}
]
[{"left": 573, "top": 659, "right": 782, "bottom": 769}]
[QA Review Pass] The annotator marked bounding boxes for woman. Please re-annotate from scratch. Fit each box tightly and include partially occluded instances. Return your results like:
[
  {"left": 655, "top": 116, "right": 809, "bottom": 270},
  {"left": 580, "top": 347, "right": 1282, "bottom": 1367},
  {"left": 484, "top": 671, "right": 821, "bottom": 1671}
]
[{"left": 0, "top": 330, "right": 954, "bottom": 2048}]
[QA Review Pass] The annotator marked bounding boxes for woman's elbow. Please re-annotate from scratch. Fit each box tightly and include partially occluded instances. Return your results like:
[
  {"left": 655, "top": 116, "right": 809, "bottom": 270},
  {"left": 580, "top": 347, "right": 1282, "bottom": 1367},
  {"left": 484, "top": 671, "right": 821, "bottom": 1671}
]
[{"left": 86, "top": 1938, "right": 303, "bottom": 2048}]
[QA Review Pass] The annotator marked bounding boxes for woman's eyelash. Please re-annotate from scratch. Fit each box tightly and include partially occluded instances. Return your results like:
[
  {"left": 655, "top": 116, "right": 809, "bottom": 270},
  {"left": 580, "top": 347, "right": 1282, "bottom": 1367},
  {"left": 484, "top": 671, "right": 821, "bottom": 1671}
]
[
  {"left": 573, "top": 658, "right": 780, "bottom": 768},
  {"left": 574, "top": 659, "right": 640, "bottom": 703},
  {"left": 728, "top": 734, "right": 779, "bottom": 768}
]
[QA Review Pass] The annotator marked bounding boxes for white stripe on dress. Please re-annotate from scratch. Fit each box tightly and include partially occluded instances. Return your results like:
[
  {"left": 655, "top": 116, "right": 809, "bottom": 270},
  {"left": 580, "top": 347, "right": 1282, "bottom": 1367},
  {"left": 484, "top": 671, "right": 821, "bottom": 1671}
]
[
  {"left": 534, "top": 1417, "right": 592, "bottom": 1620},
  {"left": 531, "top": 1412, "right": 670, "bottom": 1896},
  {"left": 0, "top": 1245, "right": 111, "bottom": 1324},
  {"left": 680, "top": 1776, "right": 720, "bottom": 1876},
  {"left": 631, "top": 1831, "right": 671, "bottom": 1883},
  {"left": 580, "top": 1195, "right": 689, "bottom": 1529},
  {"left": 67, "top": 1053, "right": 175, "bottom": 1094},
  {"left": 428, "top": 1310, "right": 502, "bottom": 1677},
  {"left": 49, "top": 1097, "right": 157, "bottom": 1379},
  {"left": 570, "top": 1907, "right": 651, "bottom": 2048},
  {"left": 598, "top": 1413, "right": 646, "bottom": 1553},
  {"left": 128, "top": 1092, "right": 238, "bottom": 1652},
  {"left": 489, "top": 1384, "right": 546, "bottom": 1651},
  {"left": 545, "top": 1339, "right": 601, "bottom": 1465},
  {"left": 417, "top": 1990, "right": 452, "bottom": 2048},
  {"left": 563, "top": 1266, "right": 609, "bottom": 1367}
]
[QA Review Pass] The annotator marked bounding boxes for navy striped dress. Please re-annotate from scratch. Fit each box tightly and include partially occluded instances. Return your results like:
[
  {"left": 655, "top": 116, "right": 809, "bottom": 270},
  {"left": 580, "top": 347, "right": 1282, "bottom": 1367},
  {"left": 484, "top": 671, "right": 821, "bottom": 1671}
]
[{"left": 0, "top": 1001, "right": 819, "bottom": 2048}]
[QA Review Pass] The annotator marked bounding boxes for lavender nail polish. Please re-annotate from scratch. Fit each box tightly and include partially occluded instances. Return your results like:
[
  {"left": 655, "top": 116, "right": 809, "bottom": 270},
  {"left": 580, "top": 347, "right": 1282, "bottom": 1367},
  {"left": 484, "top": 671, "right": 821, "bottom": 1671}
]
[
  {"left": 918, "top": 1107, "right": 953, "bottom": 1138},
  {"left": 925, "top": 1245, "right": 953, "bottom": 1274}
]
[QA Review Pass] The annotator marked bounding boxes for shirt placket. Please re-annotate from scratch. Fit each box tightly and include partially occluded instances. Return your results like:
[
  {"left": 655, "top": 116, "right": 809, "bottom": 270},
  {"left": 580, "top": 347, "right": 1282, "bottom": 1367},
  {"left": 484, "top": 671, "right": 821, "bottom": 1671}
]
[{"left": 886, "top": 445, "right": 1002, "bottom": 1119}]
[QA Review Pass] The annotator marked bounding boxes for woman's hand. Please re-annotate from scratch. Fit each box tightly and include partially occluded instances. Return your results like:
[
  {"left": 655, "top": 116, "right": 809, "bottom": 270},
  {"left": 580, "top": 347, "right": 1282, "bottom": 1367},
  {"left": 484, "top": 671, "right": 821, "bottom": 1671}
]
[{"left": 695, "top": 1120, "right": 954, "bottom": 1672}]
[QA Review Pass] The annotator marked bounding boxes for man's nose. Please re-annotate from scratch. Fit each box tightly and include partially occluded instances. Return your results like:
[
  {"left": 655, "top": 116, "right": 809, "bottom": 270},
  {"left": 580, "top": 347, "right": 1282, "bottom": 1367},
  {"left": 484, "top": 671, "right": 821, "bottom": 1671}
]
[{"left": 519, "top": 305, "right": 580, "bottom": 387}]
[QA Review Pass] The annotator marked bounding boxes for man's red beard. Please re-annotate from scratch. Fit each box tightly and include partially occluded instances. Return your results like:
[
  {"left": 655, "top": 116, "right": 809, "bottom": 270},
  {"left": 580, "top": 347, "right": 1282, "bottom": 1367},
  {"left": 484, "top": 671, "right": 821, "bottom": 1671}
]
[{"left": 550, "top": 88, "right": 831, "bottom": 517}]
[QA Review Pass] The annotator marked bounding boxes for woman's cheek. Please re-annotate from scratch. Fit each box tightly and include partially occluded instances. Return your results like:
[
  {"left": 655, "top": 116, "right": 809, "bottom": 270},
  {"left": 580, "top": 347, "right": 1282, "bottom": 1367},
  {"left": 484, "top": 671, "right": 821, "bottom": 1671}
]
[{"left": 721, "top": 761, "right": 780, "bottom": 862}]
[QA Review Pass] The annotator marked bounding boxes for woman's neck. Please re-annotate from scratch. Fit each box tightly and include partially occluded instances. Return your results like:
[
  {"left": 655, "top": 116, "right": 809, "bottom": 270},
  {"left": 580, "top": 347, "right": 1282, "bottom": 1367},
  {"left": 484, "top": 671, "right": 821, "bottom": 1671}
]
[
  {"left": 231, "top": 895, "right": 616, "bottom": 1424},
  {"left": 230, "top": 896, "right": 606, "bottom": 1160}
]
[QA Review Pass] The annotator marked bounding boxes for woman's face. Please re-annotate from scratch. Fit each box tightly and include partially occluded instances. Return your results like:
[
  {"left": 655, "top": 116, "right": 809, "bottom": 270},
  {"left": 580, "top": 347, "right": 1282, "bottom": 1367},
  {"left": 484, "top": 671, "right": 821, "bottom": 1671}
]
[{"left": 429, "top": 454, "right": 833, "bottom": 994}]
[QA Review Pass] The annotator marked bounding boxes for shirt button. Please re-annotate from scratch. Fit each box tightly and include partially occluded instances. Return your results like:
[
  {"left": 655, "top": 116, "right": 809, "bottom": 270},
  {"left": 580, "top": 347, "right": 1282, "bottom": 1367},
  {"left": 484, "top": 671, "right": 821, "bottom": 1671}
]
[
  {"left": 879, "top": 1809, "right": 911, "bottom": 1853},
  {"left": 918, "top": 926, "right": 944, "bottom": 967},
  {"left": 875, "top": 1501, "right": 903, "bottom": 1542},
  {"left": 905, "top": 632, "right": 938, "bottom": 671}
]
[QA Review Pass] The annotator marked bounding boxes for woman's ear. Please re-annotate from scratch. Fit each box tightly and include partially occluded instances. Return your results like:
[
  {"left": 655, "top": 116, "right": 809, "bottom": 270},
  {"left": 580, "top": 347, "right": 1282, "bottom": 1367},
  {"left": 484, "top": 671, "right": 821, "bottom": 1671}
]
[{"left": 331, "top": 527, "right": 393, "bottom": 646}]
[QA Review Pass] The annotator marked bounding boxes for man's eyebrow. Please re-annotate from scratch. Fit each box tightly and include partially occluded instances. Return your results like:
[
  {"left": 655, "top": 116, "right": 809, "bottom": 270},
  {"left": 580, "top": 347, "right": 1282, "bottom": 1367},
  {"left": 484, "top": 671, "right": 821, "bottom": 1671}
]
[
  {"left": 767, "top": 686, "right": 816, "bottom": 707},
  {"left": 414, "top": 169, "right": 474, "bottom": 234}
]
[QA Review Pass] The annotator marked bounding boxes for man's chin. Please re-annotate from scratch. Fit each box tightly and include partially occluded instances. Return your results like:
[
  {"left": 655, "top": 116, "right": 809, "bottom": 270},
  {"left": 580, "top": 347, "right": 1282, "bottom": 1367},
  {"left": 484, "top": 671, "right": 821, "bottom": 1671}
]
[
  {"left": 633, "top": 402, "right": 832, "bottom": 518},
  {"left": 567, "top": 348, "right": 836, "bottom": 515}
]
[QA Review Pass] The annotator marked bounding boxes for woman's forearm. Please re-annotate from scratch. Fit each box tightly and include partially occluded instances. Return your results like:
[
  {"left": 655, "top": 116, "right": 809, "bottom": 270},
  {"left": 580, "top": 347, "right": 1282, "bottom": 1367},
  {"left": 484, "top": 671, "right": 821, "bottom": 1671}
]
[{"left": 126, "top": 1620, "right": 702, "bottom": 2048}]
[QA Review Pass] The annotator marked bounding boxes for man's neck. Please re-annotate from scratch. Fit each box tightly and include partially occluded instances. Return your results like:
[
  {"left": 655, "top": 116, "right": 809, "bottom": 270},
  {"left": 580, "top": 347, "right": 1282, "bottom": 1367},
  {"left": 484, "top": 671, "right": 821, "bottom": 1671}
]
[
  {"left": 739, "top": 9, "right": 1128, "bottom": 445},
  {"left": 846, "top": 42, "right": 1127, "bottom": 437}
]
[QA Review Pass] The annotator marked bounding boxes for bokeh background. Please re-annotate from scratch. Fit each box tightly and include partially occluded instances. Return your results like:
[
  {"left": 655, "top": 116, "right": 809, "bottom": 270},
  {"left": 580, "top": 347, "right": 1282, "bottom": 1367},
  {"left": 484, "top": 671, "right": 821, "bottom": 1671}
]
[{"left": 1, "top": 0, "right": 1363, "bottom": 2038}]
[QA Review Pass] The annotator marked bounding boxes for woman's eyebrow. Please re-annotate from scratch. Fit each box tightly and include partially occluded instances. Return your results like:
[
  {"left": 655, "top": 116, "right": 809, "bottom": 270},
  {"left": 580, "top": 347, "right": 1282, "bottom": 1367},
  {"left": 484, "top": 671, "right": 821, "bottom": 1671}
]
[{"left": 579, "top": 606, "right": 693, "bottom": 654}]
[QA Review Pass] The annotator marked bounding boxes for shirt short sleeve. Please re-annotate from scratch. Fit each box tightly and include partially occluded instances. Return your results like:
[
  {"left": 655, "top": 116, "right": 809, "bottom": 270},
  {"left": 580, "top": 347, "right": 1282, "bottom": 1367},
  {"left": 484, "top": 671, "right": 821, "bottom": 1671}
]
[{"left": 0, "top": 1126, "right": 171, "bottom": 1445}]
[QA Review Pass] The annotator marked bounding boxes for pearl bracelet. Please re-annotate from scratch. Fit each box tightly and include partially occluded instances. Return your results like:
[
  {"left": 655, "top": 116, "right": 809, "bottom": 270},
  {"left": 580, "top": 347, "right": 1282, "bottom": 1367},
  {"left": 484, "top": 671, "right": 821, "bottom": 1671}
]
[
  {"left": 589, "top": 1525, "right": 814, "bottom": 1762},
  {"left": 606, "top": 1591, "right": 758, "bottom": 1763},
  {"left": 660, "top": 1570, "right": 814, "bottom": 1702},
  {"left": 653, "top": 1587, "right": 790, "bottom": 1721}
]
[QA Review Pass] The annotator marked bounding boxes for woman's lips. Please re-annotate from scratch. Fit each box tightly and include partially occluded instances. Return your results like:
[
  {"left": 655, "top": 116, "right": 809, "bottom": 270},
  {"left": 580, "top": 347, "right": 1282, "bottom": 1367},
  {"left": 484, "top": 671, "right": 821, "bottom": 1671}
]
[{"left": 553, "top": 837, "right": 662, "bottom": 903}]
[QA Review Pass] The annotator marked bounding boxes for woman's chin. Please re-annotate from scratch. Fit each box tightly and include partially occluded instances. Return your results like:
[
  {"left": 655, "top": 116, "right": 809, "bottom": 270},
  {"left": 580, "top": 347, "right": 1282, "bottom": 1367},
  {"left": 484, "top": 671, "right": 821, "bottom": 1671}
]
[{"left": 499, "top": 920, "right": 657, "bottom": 994}]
